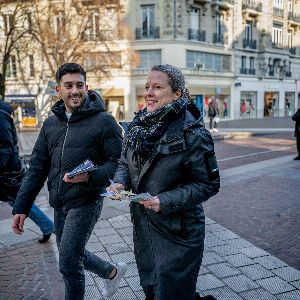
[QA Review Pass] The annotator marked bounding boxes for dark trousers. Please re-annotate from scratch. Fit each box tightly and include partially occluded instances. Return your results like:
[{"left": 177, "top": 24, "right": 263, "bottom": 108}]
[
  {"left": 55, "top": 200, "right": 114, "bottom": 300},
  {"left": 209, "top": 117, "right": 217, "bottom": 130},
  {"left": 297, "top": 135, "right": 300, "bottom": 156},
  {"left": 143, "top": 285, "right": 154, "bottom": 300}
]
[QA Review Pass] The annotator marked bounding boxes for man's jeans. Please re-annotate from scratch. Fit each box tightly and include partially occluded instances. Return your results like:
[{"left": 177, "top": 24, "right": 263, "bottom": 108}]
[
  {"left": 54, "top": 199, "right": 114, "bottom": 300},
  {"left": 8, "top": 201, "right": 54, "bottom": 235}
]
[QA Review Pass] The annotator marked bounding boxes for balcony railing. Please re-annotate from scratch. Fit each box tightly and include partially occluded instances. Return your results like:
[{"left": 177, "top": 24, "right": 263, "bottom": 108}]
[
  {"left": 242, "top": 0, "right": 262, "bottom": 12},
  {"left": 243, "top": 38, "right": 257, "bottom": 49},
  {"left": 288, "top": 12, "right": 300, "bottom": 24},
  {"left": 272, "top": 42, "right": 283, "bottom": 49},
  {"left": 240, "top": 68, "right": 248, "bottom": 74},
  {"left": 188, "top": 29, "right": 206, "bottom": 42},
  {"left": 289, "top": 47, "right": 296, "bottom": 55},
  {"left": 213, "top": 33, "right": 224, "bottom": 44},
  {"left": 240, "top": 68, "right": 256, "bottom": 75},
  {"left": 285, "top": 71, "right": 292, "bottom": 77},
  {"left": 273, "top": 7, "right": 284, "bottom": 17},
  {"left": 135, "top": 27, "right": 160, "bottom": 40},
  {"left": 212, "top": 0, "right": 234, "bottom": 5},
  {"left": 194, "top": 0, "right": 211, "bottom": 4}
]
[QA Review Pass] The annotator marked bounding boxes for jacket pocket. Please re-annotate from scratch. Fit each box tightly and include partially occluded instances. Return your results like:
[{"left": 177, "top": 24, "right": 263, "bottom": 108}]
[{"left": 149, "top": 212, "right": 187, "bottom": 239}]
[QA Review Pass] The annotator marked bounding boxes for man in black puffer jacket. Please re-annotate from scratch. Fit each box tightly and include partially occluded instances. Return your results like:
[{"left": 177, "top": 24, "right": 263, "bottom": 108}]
[{"left": 12, "top": 63, "right": 127, "bottom": 299}]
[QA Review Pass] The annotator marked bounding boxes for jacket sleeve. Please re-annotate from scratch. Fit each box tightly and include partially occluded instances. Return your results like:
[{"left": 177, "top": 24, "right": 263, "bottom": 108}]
[
  {"left": 158, "top": 128, "right": 220, "bottom": 214},
  {"left": 88, "top": 115, "right": 123, "bottom": 188},
  {"left": 12, "top": 126, "right": 51, "bottom": 216},
  {"left": 292, "top": 109, "right": 300, "bottom": 121},
  {"left": 112, "top": 149, "right": 132, "bottom": 190},
  {"left": 0, "top": 114, "right": 13, "bottom": 169}
]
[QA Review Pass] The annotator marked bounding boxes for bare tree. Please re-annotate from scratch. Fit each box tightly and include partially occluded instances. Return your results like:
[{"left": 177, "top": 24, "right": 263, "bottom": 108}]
[
  {"left": 30, "top": 0, "right": 127, "bottom": 80},
  {"left": 0, "top": 0, "right": 32, "bottom": 99}
]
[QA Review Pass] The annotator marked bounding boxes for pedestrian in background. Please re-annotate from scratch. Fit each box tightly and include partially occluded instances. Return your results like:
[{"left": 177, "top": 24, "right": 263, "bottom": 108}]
[
  {"left": 292, "top": 107, "right": 300, "bottom": 160},
  {"left": 108, "top": 64, "right": 220, "bottom": 300},
  {"left": 11, "top": 63, "right": 127, "bottom": 299},
  {"left": 208, "top": 98, "right": 219, "bottom": 132},
  {"left": 0, "top": 100, "right": 54, "bottom": 243}
]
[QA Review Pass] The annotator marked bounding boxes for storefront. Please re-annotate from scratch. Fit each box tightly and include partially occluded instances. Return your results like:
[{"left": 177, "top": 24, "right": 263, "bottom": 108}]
[
  {"left": 5, "top": 95, "right": 37, "bottom": 129},
  {"left": 264, "top": 91, "right": 279, "bottom": 117},
  {"left": 284, "top": 92, "right": 295, "bottom": 116},
  {"left": 99, "top": 88, "right": 125, "bottom": 121},
  {"left": 240, "top": 91, "right": 257, "bottom": 119},
  {"left": 189, "top": 86, "right": 231, "bottom": 119}
]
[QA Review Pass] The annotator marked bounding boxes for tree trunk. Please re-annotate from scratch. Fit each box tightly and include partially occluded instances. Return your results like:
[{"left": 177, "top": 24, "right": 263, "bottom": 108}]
[{"left": 0, "top": 56, "right": 9, "bottom": 100}]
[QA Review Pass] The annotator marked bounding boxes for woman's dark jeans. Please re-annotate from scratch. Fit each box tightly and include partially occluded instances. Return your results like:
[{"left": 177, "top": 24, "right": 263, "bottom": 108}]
[{"left": 54, "top": 199, "right": 114, "bottom": 300}]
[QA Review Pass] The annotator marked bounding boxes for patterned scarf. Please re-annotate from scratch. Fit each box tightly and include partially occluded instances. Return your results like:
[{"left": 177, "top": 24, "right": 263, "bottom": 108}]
[{"left": 124, "top": 97, "right": 187, "bottom": 171}]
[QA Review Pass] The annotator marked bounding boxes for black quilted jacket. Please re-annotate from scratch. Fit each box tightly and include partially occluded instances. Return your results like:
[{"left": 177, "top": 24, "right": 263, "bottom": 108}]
[{"left": 13, "top": 91, "right": 122, "bottom": 215}]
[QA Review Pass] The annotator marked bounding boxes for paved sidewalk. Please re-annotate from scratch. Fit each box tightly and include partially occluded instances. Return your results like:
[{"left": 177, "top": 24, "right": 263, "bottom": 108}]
[{"left": 0, "top": 116, "right": 299, "bottom": 299}]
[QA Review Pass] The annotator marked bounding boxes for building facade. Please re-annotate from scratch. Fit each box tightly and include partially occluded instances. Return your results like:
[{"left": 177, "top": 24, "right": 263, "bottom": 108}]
[
  {"left": 125, "top": 0, "right": 300, "bottom": 120},
  {"left": 0, "top": 0, "right": 300, "bottom": 127}
]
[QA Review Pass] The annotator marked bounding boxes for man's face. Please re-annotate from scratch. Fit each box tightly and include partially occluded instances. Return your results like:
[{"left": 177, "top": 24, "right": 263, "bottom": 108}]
[{"left": 56, "top": 73, "right": 88, "bottom": 113}]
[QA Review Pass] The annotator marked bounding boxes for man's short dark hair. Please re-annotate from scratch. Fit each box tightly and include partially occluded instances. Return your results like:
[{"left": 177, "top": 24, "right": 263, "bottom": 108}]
[{"left": 56, "top": 63, "right": 86, "bottom": 83}]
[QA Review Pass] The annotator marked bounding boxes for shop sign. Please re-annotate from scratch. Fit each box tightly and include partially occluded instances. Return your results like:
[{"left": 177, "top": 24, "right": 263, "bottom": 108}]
[{"left": 22, "top": 117, "right": 37, "bottom": 127}]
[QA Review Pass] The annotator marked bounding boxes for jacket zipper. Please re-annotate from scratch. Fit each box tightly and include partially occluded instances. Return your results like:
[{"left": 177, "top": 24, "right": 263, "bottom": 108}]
[{"left": 57, "top": 121, "right": 69, "bottom": 198}]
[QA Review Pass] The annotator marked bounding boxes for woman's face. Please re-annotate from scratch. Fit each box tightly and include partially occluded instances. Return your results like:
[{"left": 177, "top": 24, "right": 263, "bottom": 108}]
[{"left": 144, "top": 70, "right": 181, "bottom": 113}]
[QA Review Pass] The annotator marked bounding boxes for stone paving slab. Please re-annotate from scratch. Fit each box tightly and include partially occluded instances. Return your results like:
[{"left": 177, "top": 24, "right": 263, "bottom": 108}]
[
  {"left": 0, "top": 240, "right": 64, "bottom": 300},
  {"left": 240, "top": 288, "right": 278, "bottom": 300},
  {"left": 2, "top": 201, "right": 300, "bottom": 299},
  {"left": 78, "top": 215, "right": 300, "bottom": 299}
]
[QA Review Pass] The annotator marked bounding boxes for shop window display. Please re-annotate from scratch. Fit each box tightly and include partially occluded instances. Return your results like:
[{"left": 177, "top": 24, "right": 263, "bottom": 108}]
[{"left": 240, "top": 91, "right": 257, "bottom": 119}]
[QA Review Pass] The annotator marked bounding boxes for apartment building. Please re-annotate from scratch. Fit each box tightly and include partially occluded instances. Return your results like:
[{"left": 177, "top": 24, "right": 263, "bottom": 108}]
[
  {"left": 0, "top": 0, "right": 300, "bottom": 127},
  {"left": 125, "top": 0, "right": 300, "bottom": 120}
]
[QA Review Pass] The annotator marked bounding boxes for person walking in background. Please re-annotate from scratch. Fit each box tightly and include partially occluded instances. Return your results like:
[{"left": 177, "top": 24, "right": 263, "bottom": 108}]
[
  {"left": 208, "top": 98, "right": 218, "bottom": 132},
  {"left": 292, "top": 107, "right": 300, "bottom": 160},
  {"left": 240, "top": 100, "right": 246, "bottom": 118},
  {"left": 0, "top": 100, "right": 54, "bottom": 243},
  {"left": 108, "top": 64, "right": 220, "bottom": 300},
  {"left": 11, "top": 63, "right": 127, "bottom": 299},
  {"left": 223, "top": 99, "right": 228, "bottom": 118},
  {"left": 285, "top": 98, "right": 291, "bottom": 117}
]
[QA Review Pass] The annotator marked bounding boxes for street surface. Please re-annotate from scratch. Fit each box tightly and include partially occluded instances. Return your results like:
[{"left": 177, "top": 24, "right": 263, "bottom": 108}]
[
  {"left": 215, "top": 132, "right": 296, "bottom": 170},
  {"left": 205, "top": 132, "right": 300, "bottom": 269}
]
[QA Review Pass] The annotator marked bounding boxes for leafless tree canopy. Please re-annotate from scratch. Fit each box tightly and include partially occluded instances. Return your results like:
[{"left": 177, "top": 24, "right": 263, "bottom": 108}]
[{"left": 0, "top": 0, "right": 129, "bottom": 99}]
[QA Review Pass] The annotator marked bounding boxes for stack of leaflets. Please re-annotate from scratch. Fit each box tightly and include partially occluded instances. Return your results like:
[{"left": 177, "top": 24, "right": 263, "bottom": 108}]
[
  {"left": 101, "top": 180, "right": 153, "bottom": 202},
  {"left": 66, "top": 159, "right": 98, "bottom": 178}
]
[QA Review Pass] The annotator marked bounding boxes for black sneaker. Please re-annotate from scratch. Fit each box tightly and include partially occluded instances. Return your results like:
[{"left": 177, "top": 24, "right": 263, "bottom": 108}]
[
  {"left": 38, "top": 233, "right": 52, "bottom": 243},
  {"left": 293, "top": 156, "right": 300, "bottom": 160},
  {"left": 195, "top": 292, "right": 217, "bottom": 300}
]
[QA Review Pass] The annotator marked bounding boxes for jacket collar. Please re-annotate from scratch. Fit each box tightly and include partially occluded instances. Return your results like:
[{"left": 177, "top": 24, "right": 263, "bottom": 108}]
[{"left": 136, "top": 104, "right": 204, "bottom": 188}]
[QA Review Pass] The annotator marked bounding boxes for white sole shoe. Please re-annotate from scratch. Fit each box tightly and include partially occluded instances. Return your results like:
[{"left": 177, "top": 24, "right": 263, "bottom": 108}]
[{"left": 101, "top": 262, "right": 127, "bottom": 298}]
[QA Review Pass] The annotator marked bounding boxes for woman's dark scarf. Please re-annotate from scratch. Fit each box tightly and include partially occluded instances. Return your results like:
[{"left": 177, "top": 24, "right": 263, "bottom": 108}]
[{"left": 124, "top": 97, "right": 187, "bottom": 171}]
